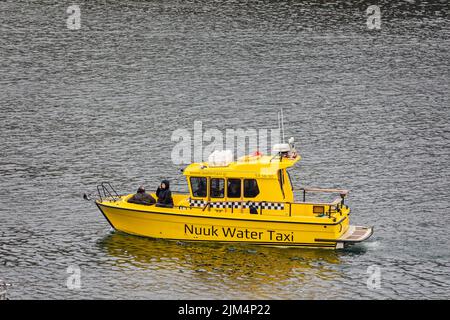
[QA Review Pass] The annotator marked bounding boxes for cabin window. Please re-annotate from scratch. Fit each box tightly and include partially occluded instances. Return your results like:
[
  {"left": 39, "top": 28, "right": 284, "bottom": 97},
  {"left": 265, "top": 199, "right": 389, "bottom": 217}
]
[
  {"left": 210, "top": 178, "right": 224, "bottom": 198},
  {"left": 227, "top": 179, "right": 241, "bottom": 198},
  {"left": 278, "top": 169, "right": 285, "bottom": 199},
  {"left": 190, "top": 177, "right": 207, "bottom": 197},
  {"left": 287, "top": 170, "right": 293, "bottom": 192},
  {"left": 244, "top": 179, "right": 259, "bottom": 198}
]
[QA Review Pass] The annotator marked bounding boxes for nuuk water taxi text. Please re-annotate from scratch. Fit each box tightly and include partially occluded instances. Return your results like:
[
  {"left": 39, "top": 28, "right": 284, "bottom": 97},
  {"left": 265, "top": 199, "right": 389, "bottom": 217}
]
[{"left": 89, "top": 138, "right": 373, "bottom": 249}]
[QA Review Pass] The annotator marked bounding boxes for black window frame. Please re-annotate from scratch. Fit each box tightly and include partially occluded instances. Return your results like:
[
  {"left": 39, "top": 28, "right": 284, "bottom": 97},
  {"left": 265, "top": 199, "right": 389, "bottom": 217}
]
[
  {"left": 244, "top": 179, "right": 260, "bottom": 198},
  {"left": 227, "top": 178, "right": 242, "bottom": 198},
  {"left": 210, "top": 178, "right": 225, "bottom": 198},
  {"left": 190, "top": 177, "right": 207, "bottom": 198},
  {"left": 278, "top": 169, "right": 285, "bottom": 199},
  {"left": 286, "top": 169, "right": 294, "bottom": 192}
]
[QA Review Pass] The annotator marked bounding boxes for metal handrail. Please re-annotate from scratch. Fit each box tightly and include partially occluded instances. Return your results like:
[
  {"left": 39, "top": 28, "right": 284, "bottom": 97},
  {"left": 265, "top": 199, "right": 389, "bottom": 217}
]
[
  {"left": 177, "top": 199, "right": 342, "bottom": 220},
  {"left": 294, "top": 187, "right": 349, "bottom": 206},
  {"left": 97, "top": 182, "right": 120, "bottom": 202},
  {"left": 295, "top": 187, "right": 349, "bottom": 194}
]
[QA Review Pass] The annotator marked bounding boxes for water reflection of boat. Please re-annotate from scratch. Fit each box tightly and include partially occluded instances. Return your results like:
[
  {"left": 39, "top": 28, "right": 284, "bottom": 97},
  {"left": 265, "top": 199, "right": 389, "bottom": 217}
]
[{"left": 98, "top": 232, "right": 347, "bottom": 284}]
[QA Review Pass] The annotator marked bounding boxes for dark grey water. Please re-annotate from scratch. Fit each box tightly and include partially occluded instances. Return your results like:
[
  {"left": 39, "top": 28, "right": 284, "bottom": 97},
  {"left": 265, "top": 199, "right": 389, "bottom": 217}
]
[{"left": 1, "top": 0, "right": 449, "bottom": 299}]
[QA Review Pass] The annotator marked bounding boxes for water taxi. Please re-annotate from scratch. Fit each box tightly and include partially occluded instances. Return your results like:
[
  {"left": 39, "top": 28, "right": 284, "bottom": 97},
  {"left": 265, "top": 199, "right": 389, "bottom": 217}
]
[{"left": 91, "top": 139, "right": 373, "bottom": 249}]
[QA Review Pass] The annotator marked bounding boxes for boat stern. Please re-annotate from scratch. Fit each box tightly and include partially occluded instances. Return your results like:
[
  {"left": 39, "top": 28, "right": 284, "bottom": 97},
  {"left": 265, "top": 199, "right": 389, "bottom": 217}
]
[{"left": 315, "top": 225, "right": 373, "bottom": 249}]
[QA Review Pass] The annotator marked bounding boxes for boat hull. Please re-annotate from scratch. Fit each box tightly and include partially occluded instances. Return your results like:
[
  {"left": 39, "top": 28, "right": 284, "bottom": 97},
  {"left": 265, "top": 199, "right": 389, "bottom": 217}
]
[{"left": 96, "top": 202, "right": 372, "bottom": 249}]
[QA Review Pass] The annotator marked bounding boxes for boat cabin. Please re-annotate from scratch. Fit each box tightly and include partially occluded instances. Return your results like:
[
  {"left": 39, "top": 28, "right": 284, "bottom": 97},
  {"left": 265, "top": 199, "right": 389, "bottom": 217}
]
[{"left": 181, "top": 146, "right": 300, "bottom": 214}]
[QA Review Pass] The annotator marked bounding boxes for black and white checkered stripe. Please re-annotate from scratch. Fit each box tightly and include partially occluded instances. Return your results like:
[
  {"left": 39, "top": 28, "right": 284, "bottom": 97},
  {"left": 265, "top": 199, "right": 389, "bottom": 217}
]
[
  {"left": 254, "top": 202, "right": 285, "bottom": 210},
  {"left": 189, "top": 199, "right": 284, "bottom": 210},
  {"left": 210, "top": 202, "right": 227, "bottom": 209},
  {"left": 189, "top": 199, "right": 206, "bottom": 207}
]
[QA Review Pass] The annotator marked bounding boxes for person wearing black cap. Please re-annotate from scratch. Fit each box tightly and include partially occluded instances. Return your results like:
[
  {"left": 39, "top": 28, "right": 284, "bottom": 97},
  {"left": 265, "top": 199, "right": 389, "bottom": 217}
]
[
  {"left": 128, "top": 186, "right": 156, "bottom": 205},
  {"left": 155, "top": 180, "right": 174, "bottom": 208}
]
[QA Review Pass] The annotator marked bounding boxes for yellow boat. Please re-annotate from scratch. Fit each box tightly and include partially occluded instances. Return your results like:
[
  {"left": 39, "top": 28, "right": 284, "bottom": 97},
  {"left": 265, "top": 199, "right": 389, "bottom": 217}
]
[{"left": 92, "top": 140, "right": 373, "bottom": 249}]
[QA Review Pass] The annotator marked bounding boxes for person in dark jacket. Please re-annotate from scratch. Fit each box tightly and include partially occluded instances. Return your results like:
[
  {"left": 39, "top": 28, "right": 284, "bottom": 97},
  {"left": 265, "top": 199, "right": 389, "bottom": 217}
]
[
  {"left": 128, "top": 186, "right": 156, "bottom": 205},
  {"left": 156, "top": 180, "right": 174, "bottom": 207}
]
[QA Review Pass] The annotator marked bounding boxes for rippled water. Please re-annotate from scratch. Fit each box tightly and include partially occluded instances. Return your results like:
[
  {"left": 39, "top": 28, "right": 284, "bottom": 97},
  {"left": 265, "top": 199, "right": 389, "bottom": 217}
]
[{"left": 1, "top": 0, "right": 449, "bottom": 299}]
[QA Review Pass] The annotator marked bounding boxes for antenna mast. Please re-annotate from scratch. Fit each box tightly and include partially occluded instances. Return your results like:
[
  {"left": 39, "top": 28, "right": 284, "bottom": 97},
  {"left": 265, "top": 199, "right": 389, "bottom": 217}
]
[
  {"left": 281, "top": 108, "right": 285, "bottom": 143},
  {"left": 277, "top": 111, "right": 281, "bottom": 144}
]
